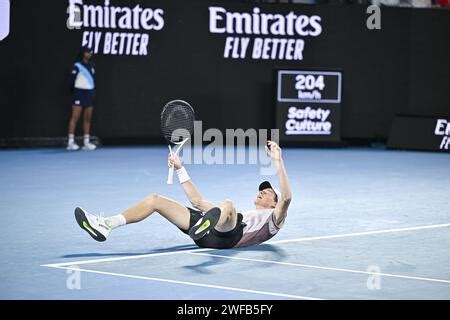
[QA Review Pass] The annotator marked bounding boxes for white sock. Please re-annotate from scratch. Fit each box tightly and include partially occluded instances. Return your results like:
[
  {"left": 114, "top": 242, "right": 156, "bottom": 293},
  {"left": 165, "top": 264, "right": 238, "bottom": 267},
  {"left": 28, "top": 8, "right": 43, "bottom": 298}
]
[
  {"left": 105, "top": 214, "right": 127, "bottom": 230},
  {"left": 83, "top": 134, "right": 90, "bottom": 145},
  {"left": 68, "top": 134, "right": 75, "bottom": 144}
]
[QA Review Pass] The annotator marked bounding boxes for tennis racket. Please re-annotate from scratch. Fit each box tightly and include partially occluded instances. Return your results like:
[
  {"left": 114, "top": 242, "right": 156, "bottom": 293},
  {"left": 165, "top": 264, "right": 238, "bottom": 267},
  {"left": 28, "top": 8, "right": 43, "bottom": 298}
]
[{"left": 160, "top": 100, "right": 195, "bottom": 184}]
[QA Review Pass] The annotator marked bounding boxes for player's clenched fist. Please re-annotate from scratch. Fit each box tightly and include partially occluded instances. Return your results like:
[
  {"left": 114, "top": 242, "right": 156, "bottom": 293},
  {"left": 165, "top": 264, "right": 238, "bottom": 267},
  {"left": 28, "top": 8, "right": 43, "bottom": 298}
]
[{"left": 168, "top": 152, "right": 183, "bottom": 170}]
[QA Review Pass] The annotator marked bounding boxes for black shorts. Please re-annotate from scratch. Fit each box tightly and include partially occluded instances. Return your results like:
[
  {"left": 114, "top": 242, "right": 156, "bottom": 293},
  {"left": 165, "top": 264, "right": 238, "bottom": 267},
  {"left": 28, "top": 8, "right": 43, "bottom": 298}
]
[
  {"left": 72, "top": 88, "right": 95, "bottom": 107},
  {"left": 179, "top": 208, "right": 245, "bottom": 249}
]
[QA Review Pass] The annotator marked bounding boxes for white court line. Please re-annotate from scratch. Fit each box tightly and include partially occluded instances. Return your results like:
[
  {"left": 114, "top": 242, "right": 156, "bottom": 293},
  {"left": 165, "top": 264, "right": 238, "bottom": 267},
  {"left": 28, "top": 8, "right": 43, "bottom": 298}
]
[
  {"left": 42, "top": 248, "right": 213, "bottom": 268},
  {"left": 189, "top": 252, "right": 450, "bottom": 285},
  {"left": 49, "top": 265, "right": 322, "bottom": 300},
  {"left": 42, "top": 222, "right": 450, "bottom": 268},
  {"left": 267, "top": 222, "right": 450, "bottom": 245}
]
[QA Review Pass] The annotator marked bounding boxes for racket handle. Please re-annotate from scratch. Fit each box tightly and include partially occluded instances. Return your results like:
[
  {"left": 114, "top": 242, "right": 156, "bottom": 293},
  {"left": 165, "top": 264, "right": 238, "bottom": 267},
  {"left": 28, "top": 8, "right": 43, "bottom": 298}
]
[
  {"left": 167, "top": 165, "right": 174, "bottom": 184},
  {"left": 167, "top": 144, "right": 174, "bottom": 185}
]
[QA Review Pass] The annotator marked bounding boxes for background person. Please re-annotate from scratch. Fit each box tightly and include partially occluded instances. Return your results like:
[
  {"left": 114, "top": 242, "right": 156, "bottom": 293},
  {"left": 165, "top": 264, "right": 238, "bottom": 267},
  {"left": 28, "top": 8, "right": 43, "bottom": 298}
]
[{"left": 67, "top": 46, "right": 97, "bottom": 151}]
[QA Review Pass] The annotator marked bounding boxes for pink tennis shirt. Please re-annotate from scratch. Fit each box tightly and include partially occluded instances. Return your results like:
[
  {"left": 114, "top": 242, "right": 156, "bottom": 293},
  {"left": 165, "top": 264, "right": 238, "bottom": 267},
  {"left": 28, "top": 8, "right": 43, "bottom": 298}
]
[{"left": 234, "top": 208, "right": 285, "bottom": 248}]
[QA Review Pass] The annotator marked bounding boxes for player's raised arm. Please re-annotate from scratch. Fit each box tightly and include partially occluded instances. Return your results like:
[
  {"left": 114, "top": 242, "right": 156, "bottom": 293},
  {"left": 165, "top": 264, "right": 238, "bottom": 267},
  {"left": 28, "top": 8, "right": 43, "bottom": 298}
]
[
  {"left": 266, "top": 141, "right": 292, "bottom": 225},
  {"left": 168, "top": 153, "right": 216, "bottom": 212}
]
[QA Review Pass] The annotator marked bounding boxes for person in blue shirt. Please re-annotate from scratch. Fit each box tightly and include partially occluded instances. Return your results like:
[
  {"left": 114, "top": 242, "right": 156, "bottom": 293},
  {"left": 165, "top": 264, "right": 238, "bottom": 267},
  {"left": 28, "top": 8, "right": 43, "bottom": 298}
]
[{"left": 67, "top": 46, "right": 97, "bottom": 151}]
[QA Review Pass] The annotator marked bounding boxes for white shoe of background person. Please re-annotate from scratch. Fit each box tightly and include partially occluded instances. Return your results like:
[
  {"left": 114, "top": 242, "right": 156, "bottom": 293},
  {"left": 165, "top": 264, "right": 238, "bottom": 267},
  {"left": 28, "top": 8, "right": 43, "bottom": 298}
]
[
  {"left": 66, "top": 141, "right": 80, "bottom": 151},
  {"left": 74, "top": 207, "right": 111, "bottom": 242},
  {"left": 82, "top": 141, "right": 97, "bottom": 151}
]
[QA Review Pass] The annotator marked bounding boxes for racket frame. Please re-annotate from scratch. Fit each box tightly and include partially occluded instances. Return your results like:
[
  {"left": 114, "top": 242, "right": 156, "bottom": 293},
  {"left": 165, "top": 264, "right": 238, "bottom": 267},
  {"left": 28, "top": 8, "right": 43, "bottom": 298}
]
[{"left": 161, "top": 99, "right": 195, "bottom": 185}]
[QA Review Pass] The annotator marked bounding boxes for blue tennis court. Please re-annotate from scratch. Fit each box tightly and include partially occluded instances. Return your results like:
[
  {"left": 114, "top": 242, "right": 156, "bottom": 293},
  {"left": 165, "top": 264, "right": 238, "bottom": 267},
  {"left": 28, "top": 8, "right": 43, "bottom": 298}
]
[{"left": 1, "top": 146, "right": 449, "bottom": 299}]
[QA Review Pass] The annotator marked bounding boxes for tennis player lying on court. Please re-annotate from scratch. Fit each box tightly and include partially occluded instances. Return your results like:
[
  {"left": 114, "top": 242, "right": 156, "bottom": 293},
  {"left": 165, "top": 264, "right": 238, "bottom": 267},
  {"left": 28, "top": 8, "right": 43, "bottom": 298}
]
[{"left": 75, "top": 141, "right": 291, "bottom": 249}]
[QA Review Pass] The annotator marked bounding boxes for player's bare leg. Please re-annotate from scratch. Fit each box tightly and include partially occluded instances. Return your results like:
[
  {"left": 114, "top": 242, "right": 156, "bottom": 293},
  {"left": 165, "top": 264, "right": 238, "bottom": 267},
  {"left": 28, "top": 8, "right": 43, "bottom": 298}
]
[
  {"left": 75, "top": 194, "right": 191, "bottom": 242},
  {"left": 215, "top": 200, "right": 238, "bottom": 232},
  {"left": 122, "top": 193, "right": 191, "bottom": 230}
]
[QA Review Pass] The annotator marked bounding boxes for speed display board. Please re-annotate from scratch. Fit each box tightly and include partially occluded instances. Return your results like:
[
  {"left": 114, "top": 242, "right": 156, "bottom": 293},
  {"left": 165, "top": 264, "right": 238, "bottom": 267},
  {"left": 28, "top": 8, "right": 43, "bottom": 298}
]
[{"left": 276, "top": 70, "right": 342, "bottom": 143}]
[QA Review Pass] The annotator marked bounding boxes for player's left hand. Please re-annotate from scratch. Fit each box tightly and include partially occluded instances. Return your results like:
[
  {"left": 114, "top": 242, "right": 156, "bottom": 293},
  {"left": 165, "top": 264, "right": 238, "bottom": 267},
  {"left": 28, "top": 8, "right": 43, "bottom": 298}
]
[
  {"left": 168, "top": 152, "right": 183, "bottom": 170},
  {"left": 266, "top": 141, "right": 282, "bottom": 161}
]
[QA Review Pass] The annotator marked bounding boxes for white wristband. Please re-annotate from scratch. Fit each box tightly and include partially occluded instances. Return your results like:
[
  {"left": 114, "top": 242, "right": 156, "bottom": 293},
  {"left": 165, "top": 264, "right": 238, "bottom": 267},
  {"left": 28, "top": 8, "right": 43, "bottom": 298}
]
[{"left": 176, "top": 167, "right": 190, "bottom": 184}]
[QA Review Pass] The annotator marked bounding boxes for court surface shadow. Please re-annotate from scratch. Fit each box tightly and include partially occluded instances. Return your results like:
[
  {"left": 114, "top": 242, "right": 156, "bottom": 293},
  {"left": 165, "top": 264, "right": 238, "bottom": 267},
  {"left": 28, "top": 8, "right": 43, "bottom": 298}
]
[
  {"left": 60, "top": 244, "right": 199, "bottom": 259},
  {"left": 183, "top": 243, "right": 288, "bottom": 273}
]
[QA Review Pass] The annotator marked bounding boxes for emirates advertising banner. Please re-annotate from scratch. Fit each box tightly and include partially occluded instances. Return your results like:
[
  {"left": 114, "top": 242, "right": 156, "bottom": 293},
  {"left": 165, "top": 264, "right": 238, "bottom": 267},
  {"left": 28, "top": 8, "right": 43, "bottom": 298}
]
[
  {"left": 387, "top": 116, "right": 450, "bottom": 152},
  {"left": 276, "top": 70, "right": 342, "bottom": 143},
  {"left": 66, "top": 0, "right": 165, "bottom": 56},
  {"left": 65, "top": 1, "right": 323, "bottom": 60},
  {"left": 208, "top": 6, "right": 322, "bottom": 61}
]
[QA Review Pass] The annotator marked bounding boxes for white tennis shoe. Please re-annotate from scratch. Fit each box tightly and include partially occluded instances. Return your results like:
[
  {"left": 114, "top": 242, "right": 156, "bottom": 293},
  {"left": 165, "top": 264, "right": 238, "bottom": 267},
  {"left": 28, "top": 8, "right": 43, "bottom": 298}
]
[
  {"left": 82, "top": 142, "right": 97, "bottom": 151},
  {"left": 75, "top": 207, "right": 111, "bottom": 242},
  {"left": 66, "top": 142, "right": 80, "bottom": 151}
]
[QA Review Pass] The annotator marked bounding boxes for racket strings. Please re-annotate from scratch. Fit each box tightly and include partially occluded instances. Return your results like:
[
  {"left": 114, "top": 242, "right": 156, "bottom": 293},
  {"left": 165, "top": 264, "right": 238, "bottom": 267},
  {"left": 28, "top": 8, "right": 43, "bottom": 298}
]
[{"left": 161, "top": 101, "right": 195, "bottom": 143}]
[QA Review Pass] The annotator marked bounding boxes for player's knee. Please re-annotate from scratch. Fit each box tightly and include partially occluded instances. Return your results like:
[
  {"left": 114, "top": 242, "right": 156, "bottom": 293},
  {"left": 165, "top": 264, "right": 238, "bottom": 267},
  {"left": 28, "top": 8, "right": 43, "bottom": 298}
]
[
  {"left": 220, "top": 200, "right": 236, "bottom": 221},
  {"left": 224, "top": 210, "right": 235, "bottom": 222},
  {"left": 145, "top": 193, "right": 160, "bottom": 204},
  {"left": 221, "top": 199, "right": 234, "bottom": 210}
]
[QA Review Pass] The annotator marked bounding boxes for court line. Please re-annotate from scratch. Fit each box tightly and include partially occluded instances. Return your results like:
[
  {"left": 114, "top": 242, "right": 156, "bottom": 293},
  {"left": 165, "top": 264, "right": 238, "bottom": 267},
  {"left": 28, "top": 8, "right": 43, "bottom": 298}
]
[
  {"left": 49, "top": 265, "right": 322, "bottom": 300},
  {"left": 189, "top": 252, "right": 450, "bottom": 285},
  {"left": 42, "top": 222, "right": 450, "bottom": 268},
  {"left": 42, "top": 248, "right": 213, "bottom": 268},
  {"left": 268, "top": 222, "right": 450, "bottom": 245}
]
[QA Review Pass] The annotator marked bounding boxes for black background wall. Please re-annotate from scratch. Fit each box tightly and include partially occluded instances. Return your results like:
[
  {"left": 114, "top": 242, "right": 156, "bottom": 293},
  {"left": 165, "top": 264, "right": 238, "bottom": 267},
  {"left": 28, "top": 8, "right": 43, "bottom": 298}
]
[{"left": 0, "top": 0, "right": 449, "bottom": 144}]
